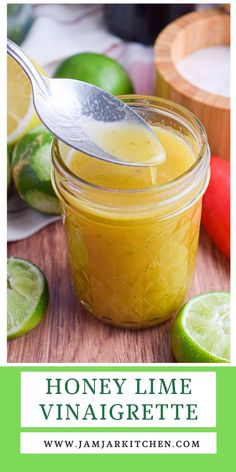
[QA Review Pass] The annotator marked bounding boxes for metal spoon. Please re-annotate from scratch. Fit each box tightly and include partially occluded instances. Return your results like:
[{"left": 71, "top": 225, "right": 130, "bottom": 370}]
[{"left": 7, "top": 39, "right": 164, "bottom": 167}]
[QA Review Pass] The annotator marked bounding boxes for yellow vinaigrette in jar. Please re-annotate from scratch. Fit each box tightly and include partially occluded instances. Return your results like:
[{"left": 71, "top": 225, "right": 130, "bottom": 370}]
[
  {"left": 68, "top": 126, "right": 195, "bottom": 188},
  {"left": 52, "top": 96, "right": 210, "bottom": 328}
]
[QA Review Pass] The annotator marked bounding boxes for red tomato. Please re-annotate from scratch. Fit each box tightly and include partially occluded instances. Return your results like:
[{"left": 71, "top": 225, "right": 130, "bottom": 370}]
[{"left": 201, "top": 156, "right": 230, "bottom": 258}]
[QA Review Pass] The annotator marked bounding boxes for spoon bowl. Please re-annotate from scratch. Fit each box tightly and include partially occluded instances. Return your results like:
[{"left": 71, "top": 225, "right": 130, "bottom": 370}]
[{"left": 7, "top": 39, "right": 165, "bottom": 166}]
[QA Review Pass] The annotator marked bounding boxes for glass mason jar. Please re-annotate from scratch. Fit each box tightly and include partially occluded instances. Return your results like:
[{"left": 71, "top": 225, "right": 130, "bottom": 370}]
[{"left": 51, "top": 96, "right": 210, "bottom": 329}]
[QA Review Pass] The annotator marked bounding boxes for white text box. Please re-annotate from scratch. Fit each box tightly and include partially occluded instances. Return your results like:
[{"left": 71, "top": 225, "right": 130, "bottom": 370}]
[
  {"left": 21, "top": 432, "right": 217, "bottom": 454},
  {"left": 21, "top": 371, "right": 216, "bottom": 427}
]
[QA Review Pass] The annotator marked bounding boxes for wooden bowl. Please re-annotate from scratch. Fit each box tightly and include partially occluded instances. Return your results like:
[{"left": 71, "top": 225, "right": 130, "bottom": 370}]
[{"left": 154, "top": 8, "right": 230, "bottom": 160}]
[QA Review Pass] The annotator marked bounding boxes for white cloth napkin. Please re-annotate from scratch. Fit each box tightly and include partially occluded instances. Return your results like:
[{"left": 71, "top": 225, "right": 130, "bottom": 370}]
[{"left": 8, "top": 4, "right": 155, "bottom": 242}]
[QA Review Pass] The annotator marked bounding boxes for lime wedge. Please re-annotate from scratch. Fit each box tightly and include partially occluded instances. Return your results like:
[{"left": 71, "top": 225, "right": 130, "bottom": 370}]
[
  {"left": 171, "top": 292, "right": 230, "bottom": 363},
  {"left": 7, "top": 257, "right": 49, "bottom": 339}
]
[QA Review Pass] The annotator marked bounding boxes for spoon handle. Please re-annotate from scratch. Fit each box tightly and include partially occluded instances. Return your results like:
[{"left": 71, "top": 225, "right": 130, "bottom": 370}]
[{"left": 7, "top": 39, "right": 48, "bottom": 95}]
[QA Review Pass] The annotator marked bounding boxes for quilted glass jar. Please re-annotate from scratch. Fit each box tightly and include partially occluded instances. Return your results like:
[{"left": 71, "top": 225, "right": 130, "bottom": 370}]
[{"left": 52, "top": 96, "right": 210, "bottom": 328}]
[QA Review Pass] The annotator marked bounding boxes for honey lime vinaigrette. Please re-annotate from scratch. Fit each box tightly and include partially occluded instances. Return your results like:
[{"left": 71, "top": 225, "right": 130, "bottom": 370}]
[
  {"left": 52, "top": 96, "right": 209, "bottom": 328},
  {"left": 67, "top": 126, "right": 195, "bottom": 189}
]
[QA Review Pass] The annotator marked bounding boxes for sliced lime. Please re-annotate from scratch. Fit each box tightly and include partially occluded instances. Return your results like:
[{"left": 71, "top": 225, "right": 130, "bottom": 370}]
[
  {"left": 7, "top": 257, "right": 49, "bottom": 339},
  {"left": 171, "top": 292, "right": 230, "bottom": 363}
]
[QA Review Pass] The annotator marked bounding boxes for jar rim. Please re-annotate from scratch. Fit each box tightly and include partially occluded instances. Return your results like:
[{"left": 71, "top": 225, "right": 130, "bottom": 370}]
[{"left": 51, "top": 95, "right": 209, "bottom": 196}]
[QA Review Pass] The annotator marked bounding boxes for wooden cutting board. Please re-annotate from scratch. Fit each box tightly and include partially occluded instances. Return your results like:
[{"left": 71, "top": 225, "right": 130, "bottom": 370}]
[{"left": 7, "top": 221, "right": 230, "bottom": 363}]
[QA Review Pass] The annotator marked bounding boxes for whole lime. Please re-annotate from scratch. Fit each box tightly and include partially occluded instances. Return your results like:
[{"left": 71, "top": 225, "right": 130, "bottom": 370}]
[
  {"left": 53, "top": 52, "right": 134, "bottom": 95},
  {"left": 7, "top": 146, "right": 12, "bottom": 194},
  {"left": 12, "top": 126, "right": 60, "bottom": 214}
]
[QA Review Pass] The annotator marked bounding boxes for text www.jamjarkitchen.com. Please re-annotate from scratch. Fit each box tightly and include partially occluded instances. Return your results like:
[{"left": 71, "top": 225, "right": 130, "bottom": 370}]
[
  {"left": 20, "top": 432, "right": 217, "bottom": 454},
  {"left": 43, "top": 438, "right": 200, "bottom": 449}
]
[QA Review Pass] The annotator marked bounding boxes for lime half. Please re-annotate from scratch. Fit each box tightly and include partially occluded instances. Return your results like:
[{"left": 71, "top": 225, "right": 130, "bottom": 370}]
[
  {"left": 7, "top": 257, "right": 49, "bottom": 339},
  {"left": 171, "top": 292, "right": 230, "bottom": 363}
]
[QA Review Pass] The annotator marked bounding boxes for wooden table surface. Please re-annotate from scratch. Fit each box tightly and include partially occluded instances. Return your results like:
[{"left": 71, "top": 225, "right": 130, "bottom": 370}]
[{"left": 7, "top": 221, "right": 230, "bottom": 364}]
